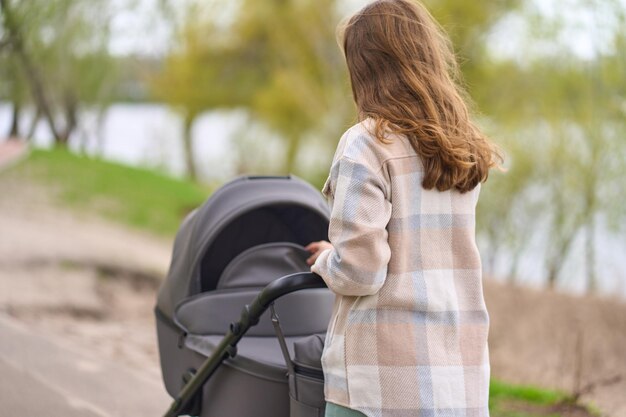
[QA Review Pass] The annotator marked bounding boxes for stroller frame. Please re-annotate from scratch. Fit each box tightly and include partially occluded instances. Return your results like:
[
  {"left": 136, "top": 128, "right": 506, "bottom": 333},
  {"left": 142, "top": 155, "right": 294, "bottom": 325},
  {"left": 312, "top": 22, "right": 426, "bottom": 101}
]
[{"left": 163, "top": 271, "right": 326, "bottom": 417}]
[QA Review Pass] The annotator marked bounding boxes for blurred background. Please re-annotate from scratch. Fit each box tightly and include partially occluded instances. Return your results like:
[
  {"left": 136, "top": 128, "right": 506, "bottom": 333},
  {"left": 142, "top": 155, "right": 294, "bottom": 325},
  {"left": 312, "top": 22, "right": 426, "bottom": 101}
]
[{"left": 0, "top": 0, "right": 625, "bottom": 416}]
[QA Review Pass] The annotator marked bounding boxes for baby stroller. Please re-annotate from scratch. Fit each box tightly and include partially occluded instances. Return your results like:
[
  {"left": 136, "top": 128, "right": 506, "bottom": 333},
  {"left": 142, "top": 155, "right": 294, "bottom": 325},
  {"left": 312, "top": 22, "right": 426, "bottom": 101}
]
[{"left": 155, "top": 175, "right": 334, "bottom": 417}]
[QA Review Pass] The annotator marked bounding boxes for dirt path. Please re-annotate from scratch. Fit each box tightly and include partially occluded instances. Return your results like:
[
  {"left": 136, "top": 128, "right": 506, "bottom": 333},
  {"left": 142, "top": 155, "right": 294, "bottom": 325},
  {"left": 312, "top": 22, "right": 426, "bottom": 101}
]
[
  {"left": 0, "top": 140, "right": 29, "bottom": 169},
  {"left": 0, "top": 316, "right": 170, "bottom": 416},
  {"left": 484, "top": 281, "right": 626, "bottom": 417},
  {"left": 0, "top": 169, "right": 172, "bottom": 381},
  {"left": 0, "top": 164, "right": 624, "bottom": 417}
]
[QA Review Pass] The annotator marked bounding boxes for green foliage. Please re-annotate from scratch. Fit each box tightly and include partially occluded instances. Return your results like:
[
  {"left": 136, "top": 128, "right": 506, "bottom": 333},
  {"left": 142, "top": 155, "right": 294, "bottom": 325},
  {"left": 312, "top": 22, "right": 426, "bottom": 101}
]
[
  {"left": 472, "top": 1, "right": 626, "bottom": 289},
  {"left": 151, "top": 0, "right": 626, "bottom": 290},
  {"left": 423, "top": 0, "right": 524, "bottom": 110},
  {"left": 152, "top": 0, "right": 351, "bottom": 176},
  {"left": 0, "top": 0, "right": 118, "bottom": 141},
  {"left": 11, "top": 148, "right": 210, "bottom": 236},
  {"left": 0, "top": 52, "right": 28, "bottom": 104},
  {"left": 5, "top": 0, "right": 623, "bottom": 290}
]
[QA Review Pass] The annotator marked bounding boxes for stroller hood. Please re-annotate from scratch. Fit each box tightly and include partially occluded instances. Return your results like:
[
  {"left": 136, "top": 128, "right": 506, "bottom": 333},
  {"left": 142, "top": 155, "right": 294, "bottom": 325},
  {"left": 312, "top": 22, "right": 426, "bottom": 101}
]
[{"left": 157, "top": 175, "right": 330, "bottom": 318}]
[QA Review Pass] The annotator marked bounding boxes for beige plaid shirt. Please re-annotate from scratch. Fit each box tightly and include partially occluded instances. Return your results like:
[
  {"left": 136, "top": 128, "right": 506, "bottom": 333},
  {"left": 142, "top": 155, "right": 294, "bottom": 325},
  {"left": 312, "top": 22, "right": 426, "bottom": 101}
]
[{"left": 311, "top": 119, "right": 490, "bottom": 417}]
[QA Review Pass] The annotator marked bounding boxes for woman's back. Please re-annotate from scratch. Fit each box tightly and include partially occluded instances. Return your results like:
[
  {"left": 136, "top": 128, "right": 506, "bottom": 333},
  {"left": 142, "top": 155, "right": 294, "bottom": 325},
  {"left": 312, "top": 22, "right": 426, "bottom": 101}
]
[
  {"left": 308, "top": 1, "right": 500, "bottom": 416},
  {"left": 315, "top": 119, "right": 490, "bottom": 417}
]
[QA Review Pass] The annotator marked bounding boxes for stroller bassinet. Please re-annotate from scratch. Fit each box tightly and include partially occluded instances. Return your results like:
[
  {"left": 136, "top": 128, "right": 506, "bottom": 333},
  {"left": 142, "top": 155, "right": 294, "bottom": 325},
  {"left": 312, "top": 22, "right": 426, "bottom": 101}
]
[{"left": 155, "top": 176, "right": 333, "bottom": 417}]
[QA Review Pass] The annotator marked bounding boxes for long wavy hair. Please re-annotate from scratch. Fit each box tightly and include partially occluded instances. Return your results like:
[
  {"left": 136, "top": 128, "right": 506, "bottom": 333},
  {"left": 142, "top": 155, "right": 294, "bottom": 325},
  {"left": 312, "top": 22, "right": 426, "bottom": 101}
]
[{"left": 339, "top": 0, "right": 503, "bottom": 192}]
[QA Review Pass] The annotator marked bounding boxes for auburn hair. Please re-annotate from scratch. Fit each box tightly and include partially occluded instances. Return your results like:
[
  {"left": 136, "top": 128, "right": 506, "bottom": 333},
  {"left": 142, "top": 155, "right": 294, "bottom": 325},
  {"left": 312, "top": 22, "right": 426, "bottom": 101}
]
[{"left": 339, "top": 0, "right": 503, "bottom": 192}]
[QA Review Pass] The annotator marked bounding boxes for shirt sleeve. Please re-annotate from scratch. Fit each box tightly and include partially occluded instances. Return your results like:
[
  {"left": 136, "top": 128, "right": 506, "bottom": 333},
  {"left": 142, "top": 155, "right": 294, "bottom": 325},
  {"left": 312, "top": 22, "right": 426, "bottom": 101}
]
[{"left": 311, "top": 156, "right": 392, "bottom": 296}]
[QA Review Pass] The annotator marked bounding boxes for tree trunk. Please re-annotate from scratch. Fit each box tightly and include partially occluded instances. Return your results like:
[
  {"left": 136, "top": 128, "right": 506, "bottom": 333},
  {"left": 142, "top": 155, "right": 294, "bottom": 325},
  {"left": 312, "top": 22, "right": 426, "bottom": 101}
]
[
  {"left": 26, "top": 105, "right": 41, "bottom": 141},
  {"left": 486, "top": 248, "right": 497, "bottom": 279},
  {"left": 8, "top": 101, "right": 21, "bottom": 139},
  {"left": 544, "top": 170, "right": 579, "bottom": 291},
  {"left": 507, "top": 252, "right": 521, "bottom": 285},
  {"left": 585, "top": 220, "right": 596, "bottom": 294},
  {"left": 546, "top": 262, "right": 559, "bottom": 290},
  {"left": 545, "top": 232, "right": 577, "bottom": 290},
  {"left": 58, "top": 93, "right": 78, "bottom": 147},
  {"left": 0, "top": 36, "right": 11, "bottom": 51},
  {"left": 182, "top": 113, "right": 197, "bottom": 181},
  {"left": 284, "top": 134, "right": 301, "bottom": 174},
  {"left": 0, "top": 0, "right": 62, "bottom": 143},
  {"left": 484, "top": 230, "right": 499, "bottom": 279},
  {"left": 94, "top": 108, "right": 107, "bottom": 157},
  {"left": 581, "top": 135, "right": 599, "bottom": 295}
]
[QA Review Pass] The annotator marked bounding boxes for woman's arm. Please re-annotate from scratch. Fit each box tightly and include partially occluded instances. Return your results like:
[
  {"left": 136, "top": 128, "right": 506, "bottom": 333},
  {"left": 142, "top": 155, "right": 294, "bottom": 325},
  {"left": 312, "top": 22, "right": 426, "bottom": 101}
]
[{"left": 311, "top": 156, "right": 392, "bottom": 296}]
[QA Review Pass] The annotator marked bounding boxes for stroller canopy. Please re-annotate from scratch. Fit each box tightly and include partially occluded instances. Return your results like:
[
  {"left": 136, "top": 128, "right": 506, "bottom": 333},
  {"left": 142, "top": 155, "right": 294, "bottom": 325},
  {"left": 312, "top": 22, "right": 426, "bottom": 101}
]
[{"left": 157, "top": 175, "right": 330, "bottom": 318}]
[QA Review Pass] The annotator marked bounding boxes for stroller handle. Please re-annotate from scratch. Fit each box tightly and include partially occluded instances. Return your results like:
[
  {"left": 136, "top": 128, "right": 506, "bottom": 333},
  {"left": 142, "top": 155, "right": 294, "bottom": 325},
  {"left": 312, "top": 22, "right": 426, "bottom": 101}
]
[
  {"left": 163, "top": 272, "right": 326, "bottom": 417},
  {"left": 230, "top": 272, "right": 328, "bottom": 337},
  {"left": 255, "top": 271, "right": 328, "bottom": 309}
]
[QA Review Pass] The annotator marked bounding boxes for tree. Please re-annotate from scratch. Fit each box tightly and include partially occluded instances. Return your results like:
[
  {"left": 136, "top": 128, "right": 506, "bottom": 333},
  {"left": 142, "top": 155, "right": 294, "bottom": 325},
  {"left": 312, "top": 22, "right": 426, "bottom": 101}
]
[
  {"left": 0, "top": 57, "right": 29, "bottom": 139},
  {"left": 0, "top": 0, "right": 117, "bottom": 145},
  {"left": 238, "top": 0, "right": 350, "bottom": 173},
  {"left": 0, "top": 0, "right": 61, "bottom": 142},
  {"left": 151, "top": 2, "right": 268, "bottom": 179},
  {"left": 152, "top": 0, "right": 350, "bottom": 179},
  {"left": 475, "top": 1, "right": 626, "bottom": 291}
]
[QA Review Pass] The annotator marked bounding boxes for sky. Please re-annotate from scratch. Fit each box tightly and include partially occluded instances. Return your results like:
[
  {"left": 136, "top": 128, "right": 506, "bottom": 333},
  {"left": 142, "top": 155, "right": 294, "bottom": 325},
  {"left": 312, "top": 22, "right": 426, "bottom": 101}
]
[
  {"left": 106, "top": 0, "right": 366, "bottom": 56},
  {"left": 488, "top": 0, "right": 625, "bottom": 62},
  {"left": 108, "top": 0, "right": 174, "bottom": 56},
  {"left": 107, "top": 0, "right": 626, "bottom": 60}
]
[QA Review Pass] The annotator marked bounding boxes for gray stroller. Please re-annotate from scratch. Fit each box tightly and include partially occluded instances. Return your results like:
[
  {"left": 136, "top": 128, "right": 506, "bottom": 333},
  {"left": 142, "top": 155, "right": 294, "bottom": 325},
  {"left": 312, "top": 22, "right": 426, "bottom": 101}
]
[{"left": 155, "top": 176, "right": 334, "bottom": 417}]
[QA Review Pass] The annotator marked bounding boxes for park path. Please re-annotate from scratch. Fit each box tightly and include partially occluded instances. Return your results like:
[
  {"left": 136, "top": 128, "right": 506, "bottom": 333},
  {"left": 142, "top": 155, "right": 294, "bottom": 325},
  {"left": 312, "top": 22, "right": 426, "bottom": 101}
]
[
  {"left": 0, "top": 157, "right": 174, "bottom": 416},
  {"left": 0, "top": 316, "right": 170, "bottom": 416},
  {"left": 0, "top": 140, "right": 28, "bottom": 171}
]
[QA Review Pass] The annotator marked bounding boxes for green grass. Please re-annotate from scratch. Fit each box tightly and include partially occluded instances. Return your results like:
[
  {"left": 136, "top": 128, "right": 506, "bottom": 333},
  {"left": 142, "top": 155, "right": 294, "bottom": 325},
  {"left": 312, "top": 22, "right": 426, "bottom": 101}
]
[
  {"left": 489, "top": 379, "right": 583, "bottom": 417},
  {"left": 10, "top": 147, "right": 211, "bottom": 236},
  {"left": 490, "top": 379, "right": 568, "bottom": 406}
]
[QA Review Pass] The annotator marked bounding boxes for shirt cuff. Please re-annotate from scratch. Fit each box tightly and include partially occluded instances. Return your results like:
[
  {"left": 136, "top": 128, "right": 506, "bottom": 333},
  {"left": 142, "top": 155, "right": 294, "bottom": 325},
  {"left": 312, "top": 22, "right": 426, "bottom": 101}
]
[{"left": 310, "top": 247, "right": 333, "bottom": 286}]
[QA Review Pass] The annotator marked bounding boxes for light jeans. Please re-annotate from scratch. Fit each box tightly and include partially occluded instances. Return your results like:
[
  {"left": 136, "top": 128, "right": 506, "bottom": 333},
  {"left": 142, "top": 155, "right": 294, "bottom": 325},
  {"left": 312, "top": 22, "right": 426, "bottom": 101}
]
[{"left": 325, "top": 402, "right": 367, "bottom": 417}]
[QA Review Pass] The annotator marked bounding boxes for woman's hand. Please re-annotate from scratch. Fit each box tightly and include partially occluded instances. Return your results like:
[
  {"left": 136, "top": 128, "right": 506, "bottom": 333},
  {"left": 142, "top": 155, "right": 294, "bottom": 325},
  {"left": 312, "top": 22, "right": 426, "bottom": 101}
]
[{"left": 305, "top": 240, "right": 334, "bottom": 266}]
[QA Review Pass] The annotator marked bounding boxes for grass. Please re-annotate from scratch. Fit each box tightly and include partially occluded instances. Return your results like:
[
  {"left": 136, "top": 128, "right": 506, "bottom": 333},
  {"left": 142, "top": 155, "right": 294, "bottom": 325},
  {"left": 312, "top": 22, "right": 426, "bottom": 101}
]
[
  {"left": 9, "top": 147, "right": 211, "bottom": 236},
  {"left": 489, "top": 380, "right": 594, "bottom": 417},
  {"left": 490, "top": 380, "right": 568, "bottom": 406}
]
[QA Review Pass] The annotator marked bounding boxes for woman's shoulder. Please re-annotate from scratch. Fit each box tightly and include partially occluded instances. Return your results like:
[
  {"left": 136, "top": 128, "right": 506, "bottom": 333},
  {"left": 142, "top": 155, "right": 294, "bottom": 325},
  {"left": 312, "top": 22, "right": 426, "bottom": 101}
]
[
  {"left": 340, "top": 117, "right": 378, "bottom": 149},
  {"left": 335, "top": 118, "right": 415, "bottom": 172}
]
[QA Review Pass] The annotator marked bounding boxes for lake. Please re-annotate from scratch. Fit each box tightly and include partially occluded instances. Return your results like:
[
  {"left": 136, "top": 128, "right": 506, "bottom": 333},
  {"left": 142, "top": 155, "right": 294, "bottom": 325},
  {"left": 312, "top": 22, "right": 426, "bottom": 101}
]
[{"left": 0, "top": 102, "right": 248, "bottom": 181}]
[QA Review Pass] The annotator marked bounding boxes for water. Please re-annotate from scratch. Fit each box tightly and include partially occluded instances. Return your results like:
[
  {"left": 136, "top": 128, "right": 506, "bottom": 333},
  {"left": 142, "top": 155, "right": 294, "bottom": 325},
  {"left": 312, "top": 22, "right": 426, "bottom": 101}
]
[
  {"left": 481, "top": 218, "right": 626, "bottom": 300},
  {"left": 0, "top": 102, "right": 247, "bottom": 182},
  {"left": 1, "top": 102, "right": 624, "bottom": 300}
]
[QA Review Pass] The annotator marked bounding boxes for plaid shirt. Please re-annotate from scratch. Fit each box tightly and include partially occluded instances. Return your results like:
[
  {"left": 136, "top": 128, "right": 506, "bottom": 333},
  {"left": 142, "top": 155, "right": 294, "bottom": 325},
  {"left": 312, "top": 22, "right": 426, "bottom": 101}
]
[{"left": 311, "top": 119, "right": 490, "bottom": 417}]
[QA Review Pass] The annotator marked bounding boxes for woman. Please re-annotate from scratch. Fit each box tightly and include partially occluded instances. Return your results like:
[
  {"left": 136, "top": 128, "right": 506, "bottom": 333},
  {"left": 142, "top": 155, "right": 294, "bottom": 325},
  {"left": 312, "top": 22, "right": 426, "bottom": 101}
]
[{"left": 305, "top": 1, "right": 502, "bottom": 417}]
